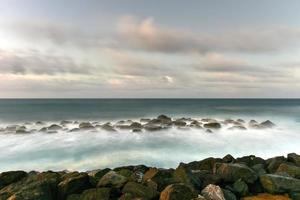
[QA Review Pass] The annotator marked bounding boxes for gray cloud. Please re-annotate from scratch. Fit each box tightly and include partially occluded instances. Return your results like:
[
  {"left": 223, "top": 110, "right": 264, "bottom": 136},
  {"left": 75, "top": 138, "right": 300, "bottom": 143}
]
[
  {"left": 117, "top": 16, "right": 300, "bottom": 54},
  {"left": 0, "top": 50, "right": 95, "bottom": 75}
]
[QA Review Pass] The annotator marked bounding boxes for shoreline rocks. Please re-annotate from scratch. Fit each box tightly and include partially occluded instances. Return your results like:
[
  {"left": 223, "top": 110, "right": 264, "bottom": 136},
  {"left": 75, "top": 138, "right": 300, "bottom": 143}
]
[{"left": 0, "top": 153, "right": 299, "bottom": 200}]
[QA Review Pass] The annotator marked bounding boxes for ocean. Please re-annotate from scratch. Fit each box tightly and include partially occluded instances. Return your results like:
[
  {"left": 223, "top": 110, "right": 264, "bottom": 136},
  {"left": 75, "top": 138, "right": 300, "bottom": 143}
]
[{"left": 0, "top": 99, "right": 299, "bottom": 172}]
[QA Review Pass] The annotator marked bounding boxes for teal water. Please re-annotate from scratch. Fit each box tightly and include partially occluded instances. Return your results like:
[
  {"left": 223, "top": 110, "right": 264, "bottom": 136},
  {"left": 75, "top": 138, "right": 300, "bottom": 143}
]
[
  {"left": 1, "top": 99, "right": 300, "bottom": 122},
  {"left": 0, "top": 99, "right": 299, "bottom": 172}
]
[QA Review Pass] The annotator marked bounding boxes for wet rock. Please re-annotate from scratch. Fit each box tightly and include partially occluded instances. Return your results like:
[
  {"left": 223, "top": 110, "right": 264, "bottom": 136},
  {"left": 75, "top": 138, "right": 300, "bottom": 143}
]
[
  {"left": 130, "top": 122, "right": 143, "bottom": 129},
  {"left": 260, "top": 174, "right": 300, "bottom": 193},
  {"left": 236, "top": 155, "right": 266, "bottom": 167},
  {"left": 201, "top": 184, "right": 225, "bottom": 200},
  {"left": 15, "top": 126, "right": 28, "bottom": 134},
  {"left": 173, "top": 120, "right": 186, "bottom": 127},
  {"left": 69, "top": 128, "right": 80, "bottom": 132},
  {"left": 79, "top": 122, "right": 94, "bottom": 130},
  {"left": 39, "top": 127, "right": 48, "bottom": 132},
  {"left": 160, "top": 183, "right": 196, "bottom": 200},
  {"left": 206, "top": 129, "right": 213, "bottom": 133},
  {"left": 140, "top": 118, "right": 151, "bottom": 123},
  {"left": 97, "top": 171, "right": 127, "bottom": 189},
  {"left": 36, "top": 121, "right": 45, "bottom": 125},
  {"left": 48, "top": 124, "right": 63, "bottom": 131},
  {"left": 192, "top": 170, "right": 222, "bottom": 188},
  {"left": 158, "top": 115, "right": 172, "bottom": 121},
  {"left": 6, "top": 125, "right": 18, "bottom": 132},
  {"left": 132, "top": 128, "right": 142, "bottom": 132},
  {"left": 228, "top": 125, "right": 247, "bottom": 130},
  {"left": 115, "top": 125, "right": 132, "bottom": 130},
  {"left": 237, "top": 119, "right": 245, "bottom": 123},
  {"left": 143, "top": 168, "right": 175, "bottom": 192},
  {"left": 233, "top": 179, "right": 249, "bottom": 197},
  {"left": 58, "top": 172, "right": 91, "bottom": 199},
  {"left": 122, "top": 181, "right": 159, "bottom": 200},
  {"left": 144, "top": 124, "right": 163, "bottom": 131},
  {"left": 61, "top": 120, "right": 72, "bottom": 126},
  {"left": 276, "top": 163, "right": 300, "bottom": 179},
  {"left": 266, "top": 156, "right": 286, "bottom": 173},
  {"left": 290, "top": 192, "right": 300, "bottom": 200},
  {"left": 0, "top": 171, "right": 60, "bottom": 200},
  {"left": 222, "top": 154, "right": 235, "bottom": 163},
  {"left": 215, "top": 163, "right": 258, "bottom": 184},
  {"left": 204, "top": 122, "right": 221, "bottom": 129},
  {"left": 242, "top": 193, "right": 291, "bottom": 200},
  {"left": 287, "top": 153, "right": 300, "bottom": 167},
  {"left": 101, "top": 123, "right": 117, "bottom": 132},
  {"left": 260, "top": 120, "right": 276, "bottom": 128},
  {"left": 0, "top": 171, "right": 27, "bottom": 189}
]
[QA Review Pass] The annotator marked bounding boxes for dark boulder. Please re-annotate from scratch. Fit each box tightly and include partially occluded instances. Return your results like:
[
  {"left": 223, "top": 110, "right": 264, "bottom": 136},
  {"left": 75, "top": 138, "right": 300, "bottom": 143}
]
[
  {"left": 58, "top": 172, "right": 91, "bottom": 199},
  {"left": 260, "top": 174, "right": 300, "bottom": 193},
  {"left": 0, "top": 171, "right": 60, "bottom": 200},
  {"left": 173, "top": 165, "right": 201, "bottom": 189},
  {"left": 222, "top": 154, "right": 235, "bottom": 163},
  {"left": 97, "top": 171, "right": 127, "bottom": 189},
  {"left": 236, "top": 155, "right": 266, "bottom": 167},
  {"left": 287, "top": 153, "right": 300, "bottom": 167},
  {"left": 183, "top": 157, "right": 222, "bottom": 172},
  {"left": 222, "top": 189, "right": 237, "bottom": 200},
  {"left": 143, "top": 168, "right": 176, "bottom": 192},
  {"left": 276, "top": 162, "right": 300, "bottom": 179},
  {"left": 215, "top": 163, "right": 258, "bottom": 184},
  {"left": 0, "top": 171, "right": 27, "bottom": 189},
  {"left": 160, "top": 183, "right": 196, "bottom": 200},
  {"left": 122, "top": 181, "right": 159, "bottom": 200},
  {"left": 88, "top": 168, "right": 111, "bottom": 187},
  {"left": 266, "top": 156, "right": 286, "bottom": 173},
  {"left": 233, "top": 179, "right": 249, "bottom": 197}
]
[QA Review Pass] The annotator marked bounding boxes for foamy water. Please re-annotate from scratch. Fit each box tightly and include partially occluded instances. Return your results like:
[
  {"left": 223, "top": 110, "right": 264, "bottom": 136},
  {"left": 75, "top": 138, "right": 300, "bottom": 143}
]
[{"left": 0, "top": 118, "right": 299, "bottom": 172}]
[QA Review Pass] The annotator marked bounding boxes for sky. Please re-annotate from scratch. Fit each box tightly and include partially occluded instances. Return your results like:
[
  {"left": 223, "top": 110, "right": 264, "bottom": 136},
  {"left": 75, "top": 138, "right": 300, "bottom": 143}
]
[{"left": 0, "top": 0, "right": 300, "bottom": 98}]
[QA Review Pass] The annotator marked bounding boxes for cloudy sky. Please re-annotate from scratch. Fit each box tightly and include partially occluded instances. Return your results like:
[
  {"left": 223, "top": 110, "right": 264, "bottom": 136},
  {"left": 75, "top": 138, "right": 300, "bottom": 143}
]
[{"left": 1, "top": 0, "right": 300, "bottom": 98}]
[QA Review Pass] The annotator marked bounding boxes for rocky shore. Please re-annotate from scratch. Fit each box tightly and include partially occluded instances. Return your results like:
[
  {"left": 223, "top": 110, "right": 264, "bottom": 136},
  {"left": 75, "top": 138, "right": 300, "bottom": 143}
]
[
  {"left": 0, "top": 115, "right": 276, "bottom": 134},
  {"left": 0, "top": 153, "right": 299, "bottom": 200}
]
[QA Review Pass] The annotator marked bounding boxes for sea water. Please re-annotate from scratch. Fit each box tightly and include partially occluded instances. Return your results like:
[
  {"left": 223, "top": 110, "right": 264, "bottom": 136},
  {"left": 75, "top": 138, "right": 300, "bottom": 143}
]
[{"left": 0, "top": 99, "right": 299, "bottom": 172}]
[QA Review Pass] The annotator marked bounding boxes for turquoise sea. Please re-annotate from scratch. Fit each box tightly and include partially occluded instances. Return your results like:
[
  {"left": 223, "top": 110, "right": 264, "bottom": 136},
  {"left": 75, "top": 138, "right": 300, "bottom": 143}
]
[{"left": 0, "top": 99, "right": 299, "bottom": 171}]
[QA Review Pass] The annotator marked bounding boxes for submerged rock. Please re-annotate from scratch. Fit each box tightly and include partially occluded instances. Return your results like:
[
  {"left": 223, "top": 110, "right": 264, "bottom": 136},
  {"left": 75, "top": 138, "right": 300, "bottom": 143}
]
[
  {"left": 204, "top": 122, "right": 221, "bottom": 129},
  {"left": 101, "top": 123, "right": 116, "bottom": 132},
  {"left": 201, "top": 184, "right": 225, "bottom": 200},
  {"left": 260, "top": 120, "right": 276, "bottom": 128},
  {"left": 48, "top": 124, "right": 63, "bottom": 131},
  {"left": 160, "top": 183, "right": 196, "bottom": 200},
  {"left": 79, "top": 122, "right": 94, "bottom": 130},
  {"left": 228, "top": 125, "right": 247, "bottom": 130}
]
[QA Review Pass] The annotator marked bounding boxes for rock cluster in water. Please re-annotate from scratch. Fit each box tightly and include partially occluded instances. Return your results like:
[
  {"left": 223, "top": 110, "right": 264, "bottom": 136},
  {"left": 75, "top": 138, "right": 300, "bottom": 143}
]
[
  {"left": 0, "top": 153, "right": 299, "bottom": 200},
  {"left": 0, "top": 115, "right": 276, "bottom": 134}
]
